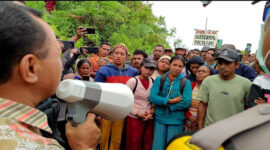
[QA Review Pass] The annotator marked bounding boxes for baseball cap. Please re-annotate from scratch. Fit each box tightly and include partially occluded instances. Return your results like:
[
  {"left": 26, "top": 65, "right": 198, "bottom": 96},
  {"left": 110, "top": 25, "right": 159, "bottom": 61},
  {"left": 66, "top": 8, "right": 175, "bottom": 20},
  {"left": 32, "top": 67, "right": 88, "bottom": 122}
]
[
  {"left": 201, "top": 46, "right": 210, "bottom": 52},
  {"left": 142, "top": 58, "right": 156, "bottom": 69},
  {"left": 165, "top": 48, "right": 173, "bottom": 52},
  {"left": 216, "top": 49, "right": 240, "bottom": 62},
  {"left": 220, "top": 44, "right": 236, "bottom": 51},
  {"left": 175, "top": 47, "right": 187, "bottom": 51}
]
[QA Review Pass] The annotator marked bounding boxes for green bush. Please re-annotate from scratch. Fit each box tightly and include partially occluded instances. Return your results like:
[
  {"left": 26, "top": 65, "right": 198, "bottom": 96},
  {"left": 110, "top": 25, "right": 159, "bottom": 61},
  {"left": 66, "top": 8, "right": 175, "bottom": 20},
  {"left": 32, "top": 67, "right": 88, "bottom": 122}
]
[{"left": 26, "top": 1, "right": 176, "bottom": 55}]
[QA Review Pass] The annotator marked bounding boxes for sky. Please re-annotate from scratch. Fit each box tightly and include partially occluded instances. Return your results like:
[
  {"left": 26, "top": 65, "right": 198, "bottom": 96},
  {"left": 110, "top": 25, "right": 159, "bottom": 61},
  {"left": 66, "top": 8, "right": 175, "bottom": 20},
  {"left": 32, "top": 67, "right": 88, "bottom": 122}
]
[{"left": 150, "top": 1, "right": 266, "bottom": 53}]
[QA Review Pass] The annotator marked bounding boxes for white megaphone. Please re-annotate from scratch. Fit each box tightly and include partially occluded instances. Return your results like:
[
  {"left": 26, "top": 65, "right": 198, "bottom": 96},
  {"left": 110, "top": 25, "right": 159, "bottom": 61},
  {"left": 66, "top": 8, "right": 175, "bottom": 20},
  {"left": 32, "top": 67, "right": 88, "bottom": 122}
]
[{"left": 56, "top": 79, "right": 134, "bottom": 125}]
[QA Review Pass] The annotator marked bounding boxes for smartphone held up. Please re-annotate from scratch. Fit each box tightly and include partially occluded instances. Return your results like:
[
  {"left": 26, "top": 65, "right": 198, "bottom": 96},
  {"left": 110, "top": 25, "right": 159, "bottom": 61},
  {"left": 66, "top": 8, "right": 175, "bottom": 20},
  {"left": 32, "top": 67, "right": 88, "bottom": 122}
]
[{"left": 79, "top": 27, "right": 95, "bottom": 34}]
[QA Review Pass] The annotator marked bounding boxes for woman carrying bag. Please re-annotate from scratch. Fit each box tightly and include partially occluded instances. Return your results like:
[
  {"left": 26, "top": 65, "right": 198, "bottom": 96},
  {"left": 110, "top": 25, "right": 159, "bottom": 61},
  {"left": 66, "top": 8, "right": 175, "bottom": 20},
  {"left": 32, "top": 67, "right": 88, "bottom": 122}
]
[{"left": 150, "top": 55, "right": 192, "bottom": 150}]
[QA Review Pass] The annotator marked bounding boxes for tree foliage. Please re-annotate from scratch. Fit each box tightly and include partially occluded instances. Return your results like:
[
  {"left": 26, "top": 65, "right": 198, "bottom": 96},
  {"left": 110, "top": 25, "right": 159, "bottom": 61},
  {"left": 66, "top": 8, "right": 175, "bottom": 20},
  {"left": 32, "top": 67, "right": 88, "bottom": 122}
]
[{"left": 26, "top": 1, "right": 176, "bottom": 55}]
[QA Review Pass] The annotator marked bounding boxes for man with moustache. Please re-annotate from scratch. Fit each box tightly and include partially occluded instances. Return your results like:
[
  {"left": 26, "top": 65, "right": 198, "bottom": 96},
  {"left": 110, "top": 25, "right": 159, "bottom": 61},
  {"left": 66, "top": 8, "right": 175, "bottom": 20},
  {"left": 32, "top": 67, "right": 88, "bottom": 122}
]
[
  {"left": 149, "top": 45, "right": 164, "bottom": 64},
  {"left": 131, "top": 49, "right": 148, "bottom": 71},
  {"left": 95, "top": 43, "right": 138, "bottom": 150}
]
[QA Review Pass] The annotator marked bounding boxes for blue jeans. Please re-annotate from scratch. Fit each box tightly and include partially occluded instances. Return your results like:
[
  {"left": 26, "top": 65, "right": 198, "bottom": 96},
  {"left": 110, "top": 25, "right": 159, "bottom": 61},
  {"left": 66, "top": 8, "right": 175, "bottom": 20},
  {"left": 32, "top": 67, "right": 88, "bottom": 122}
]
[{"left": 152, "top": 121, "right": 184, "bottom": 150}]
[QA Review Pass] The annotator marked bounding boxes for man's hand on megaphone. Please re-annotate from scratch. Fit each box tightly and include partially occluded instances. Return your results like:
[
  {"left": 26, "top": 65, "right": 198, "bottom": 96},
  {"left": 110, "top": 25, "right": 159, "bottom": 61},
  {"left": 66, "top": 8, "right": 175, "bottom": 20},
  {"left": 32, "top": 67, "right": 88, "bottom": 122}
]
[{"left": 65, "top": 113, "right": 101, "bottom": 150}]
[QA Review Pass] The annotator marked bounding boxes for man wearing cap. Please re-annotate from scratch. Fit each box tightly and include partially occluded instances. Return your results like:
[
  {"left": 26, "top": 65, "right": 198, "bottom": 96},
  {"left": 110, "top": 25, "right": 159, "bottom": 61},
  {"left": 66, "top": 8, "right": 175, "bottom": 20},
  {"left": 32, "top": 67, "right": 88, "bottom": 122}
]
[
  {"left": 95, "top": 43, "right": 138, "bottom": 150},
  {"left": 175, "top": 47, "right": 187, "bottom": 57},
  {"left": 197, "top": 49, "right": 252, "bottom": 129},
  {"left": 201, "top": 46, "right": 209, "bottom": 61},
  {"left": 164, "top": 48, "right": 173, "bottom": 57},
  {"left": 217, "top": 44, "right": 257, "bottom": 81}
]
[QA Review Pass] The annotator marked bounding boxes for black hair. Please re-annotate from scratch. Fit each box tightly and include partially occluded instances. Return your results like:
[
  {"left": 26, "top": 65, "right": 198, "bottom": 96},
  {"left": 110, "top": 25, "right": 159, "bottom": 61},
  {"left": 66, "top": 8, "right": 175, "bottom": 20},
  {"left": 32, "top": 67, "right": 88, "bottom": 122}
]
[
  {"left": 207, "top": 48, "right": 217, "bottom": 52},
  {"left": 154, "top": 45, "right": 164, "bottom": 51},
  {"left": 100, "top": 42, "right": 111, "bottom": 47},
  {"left": 77, "top": 59, "right": 91, "bottom": 69},
  {"left": 207, "top": 48, "right": 217, "bottom": 57},
  {"left": 170, "top": 55, "right": 186, "bottom": 66},
  {"left": 56, "top": 35, "right": 60, "bottom": 39},
  {"left": 193, "top": 49, "right": 201, "bottom": 54},
  {"left": 133, "top": 49, "right": 148, "bottom": 59},
  {"left": 0, "top": 2, "right": 47, "bottom": 84}
]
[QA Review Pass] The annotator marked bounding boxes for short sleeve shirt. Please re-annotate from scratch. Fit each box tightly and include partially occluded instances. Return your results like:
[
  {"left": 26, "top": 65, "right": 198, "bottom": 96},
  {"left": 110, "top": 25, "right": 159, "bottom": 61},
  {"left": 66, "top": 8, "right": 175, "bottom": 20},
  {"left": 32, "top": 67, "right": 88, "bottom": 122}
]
[
  {"left": 196, "top": 75, "right": 252, "bottom": 127},
  {"left": 0, "top": 98, "right": 64, "bottom": 149}
]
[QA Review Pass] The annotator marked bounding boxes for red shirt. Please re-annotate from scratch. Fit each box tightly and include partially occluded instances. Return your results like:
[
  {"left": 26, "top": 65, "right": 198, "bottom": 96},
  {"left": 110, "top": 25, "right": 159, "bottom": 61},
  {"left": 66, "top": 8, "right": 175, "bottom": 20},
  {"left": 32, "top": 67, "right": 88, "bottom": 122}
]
[
  {"left": 168, "top": 76, "right": 174, "bottom": 82},
  {"left": 139, "top": 78, "right": 149, "bottom": 90}
]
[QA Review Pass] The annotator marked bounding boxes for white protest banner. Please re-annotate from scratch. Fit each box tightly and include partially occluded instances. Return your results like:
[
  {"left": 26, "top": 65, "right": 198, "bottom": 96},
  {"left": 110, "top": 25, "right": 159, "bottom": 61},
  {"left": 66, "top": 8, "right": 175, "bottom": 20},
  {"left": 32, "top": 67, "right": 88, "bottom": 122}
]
[{"left": 193, "top": 29, "right": 219, "bottom": 47}]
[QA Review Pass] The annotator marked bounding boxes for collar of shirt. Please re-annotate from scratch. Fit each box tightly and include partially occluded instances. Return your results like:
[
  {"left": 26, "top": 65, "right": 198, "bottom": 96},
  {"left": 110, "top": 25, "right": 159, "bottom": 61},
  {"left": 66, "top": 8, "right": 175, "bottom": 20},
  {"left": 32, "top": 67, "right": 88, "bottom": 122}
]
[{"left": 0, "top": 98, "right": 52, "bottom": 133}]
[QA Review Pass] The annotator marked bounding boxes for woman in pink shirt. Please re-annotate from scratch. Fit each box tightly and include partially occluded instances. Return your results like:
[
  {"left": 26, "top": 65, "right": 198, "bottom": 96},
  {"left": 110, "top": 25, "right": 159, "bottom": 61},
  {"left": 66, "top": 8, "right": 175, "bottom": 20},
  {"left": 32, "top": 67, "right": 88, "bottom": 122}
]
[{"left": 125, "top": 58, "right": 156, "bottom": 150}]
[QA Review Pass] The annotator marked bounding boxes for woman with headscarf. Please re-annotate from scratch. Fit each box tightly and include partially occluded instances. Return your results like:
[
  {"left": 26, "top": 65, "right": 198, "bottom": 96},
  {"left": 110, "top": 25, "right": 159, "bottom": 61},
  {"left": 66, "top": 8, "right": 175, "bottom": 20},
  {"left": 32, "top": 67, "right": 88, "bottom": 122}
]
[{"left": 151, "top": 55, "right": 171, "bottom": 80}]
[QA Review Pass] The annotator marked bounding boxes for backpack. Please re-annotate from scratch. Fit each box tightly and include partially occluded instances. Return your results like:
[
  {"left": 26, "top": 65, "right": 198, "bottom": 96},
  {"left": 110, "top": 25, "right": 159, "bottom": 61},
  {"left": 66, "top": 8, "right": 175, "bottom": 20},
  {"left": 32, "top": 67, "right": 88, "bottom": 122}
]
[
  {"left": 159, "top": 74, "right": 187, "bottom": 96},
  {"left": 132, "top": 74, "right": 187, "bottom": 94},
  {"left": 36, "top": 97, "right": 70, "bottom": 149},
  {"left": 132, "top": 77, "right": 155, "bottom": 93}
]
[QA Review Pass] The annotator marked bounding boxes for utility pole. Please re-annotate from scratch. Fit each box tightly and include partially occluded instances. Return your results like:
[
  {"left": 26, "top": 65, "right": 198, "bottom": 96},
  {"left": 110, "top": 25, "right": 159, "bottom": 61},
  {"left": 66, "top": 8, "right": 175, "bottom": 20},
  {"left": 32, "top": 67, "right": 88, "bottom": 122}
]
[{"left": 205, "top": 17, "right": 208, "bottom": 32}]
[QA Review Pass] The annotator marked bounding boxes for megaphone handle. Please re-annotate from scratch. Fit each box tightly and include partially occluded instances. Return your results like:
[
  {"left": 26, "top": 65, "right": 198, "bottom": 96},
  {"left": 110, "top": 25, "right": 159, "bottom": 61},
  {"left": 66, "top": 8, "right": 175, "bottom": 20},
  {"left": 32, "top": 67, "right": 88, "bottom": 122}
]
[{"left": 66, "top": 102, "right": 89, "bottom": 126}]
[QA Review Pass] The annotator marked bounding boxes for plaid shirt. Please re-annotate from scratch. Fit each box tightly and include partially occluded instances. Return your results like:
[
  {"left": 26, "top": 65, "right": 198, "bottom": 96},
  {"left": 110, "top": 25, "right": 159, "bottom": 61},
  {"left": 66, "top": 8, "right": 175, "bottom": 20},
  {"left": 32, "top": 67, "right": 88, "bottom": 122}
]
[{"left": 0, "top": 98, "right": 64, "bottom": 149}]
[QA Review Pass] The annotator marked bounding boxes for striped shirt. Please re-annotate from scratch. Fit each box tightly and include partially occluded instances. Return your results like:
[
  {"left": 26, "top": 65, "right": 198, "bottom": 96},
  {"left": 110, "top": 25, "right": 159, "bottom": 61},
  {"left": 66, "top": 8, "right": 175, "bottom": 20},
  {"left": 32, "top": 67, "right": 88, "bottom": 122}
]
[{"left": 0, "top": 98, "right": 64, "bottom": 149}]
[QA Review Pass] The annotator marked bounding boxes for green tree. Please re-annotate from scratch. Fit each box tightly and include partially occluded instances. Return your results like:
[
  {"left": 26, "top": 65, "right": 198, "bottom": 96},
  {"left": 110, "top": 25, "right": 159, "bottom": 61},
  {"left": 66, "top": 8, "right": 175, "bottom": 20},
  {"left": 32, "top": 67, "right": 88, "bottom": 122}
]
[{"left": 26, "top": 1, "right": 176, "bottom": 55}]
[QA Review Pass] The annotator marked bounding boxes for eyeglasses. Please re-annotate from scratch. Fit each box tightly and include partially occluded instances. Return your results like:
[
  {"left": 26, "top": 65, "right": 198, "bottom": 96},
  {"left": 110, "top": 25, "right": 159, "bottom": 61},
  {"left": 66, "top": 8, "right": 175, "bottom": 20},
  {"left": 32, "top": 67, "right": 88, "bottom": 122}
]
[{"left": 263, "top": 1, "right": 270, "bottom": 22}]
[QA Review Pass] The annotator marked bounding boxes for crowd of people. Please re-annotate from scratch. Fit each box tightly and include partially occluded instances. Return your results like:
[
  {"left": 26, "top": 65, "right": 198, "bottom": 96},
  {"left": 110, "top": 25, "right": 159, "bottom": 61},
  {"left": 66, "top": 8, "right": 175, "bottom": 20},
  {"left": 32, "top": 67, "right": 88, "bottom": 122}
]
[
  {"left": 59, "top": 27, "right": 268, "bottom": 150},
  {"left": 1, "top": 1, "right": 270, "bottom": 150}
]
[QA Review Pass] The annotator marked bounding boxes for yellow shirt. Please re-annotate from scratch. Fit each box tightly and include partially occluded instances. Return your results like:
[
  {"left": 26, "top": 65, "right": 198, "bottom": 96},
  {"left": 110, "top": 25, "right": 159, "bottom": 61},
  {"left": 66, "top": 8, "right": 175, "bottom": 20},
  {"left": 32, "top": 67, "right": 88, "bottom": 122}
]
[{"left": 0, "top": 98, "right": 64, "bottom": 149}]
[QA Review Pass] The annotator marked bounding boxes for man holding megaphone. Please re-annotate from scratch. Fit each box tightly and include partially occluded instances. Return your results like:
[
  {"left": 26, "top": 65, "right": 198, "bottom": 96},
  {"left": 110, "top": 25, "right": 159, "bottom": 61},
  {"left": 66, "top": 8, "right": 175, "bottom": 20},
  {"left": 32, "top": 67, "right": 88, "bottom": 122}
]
[{"left": 0, "top": 2, "right": 102, "bottom": 150}]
